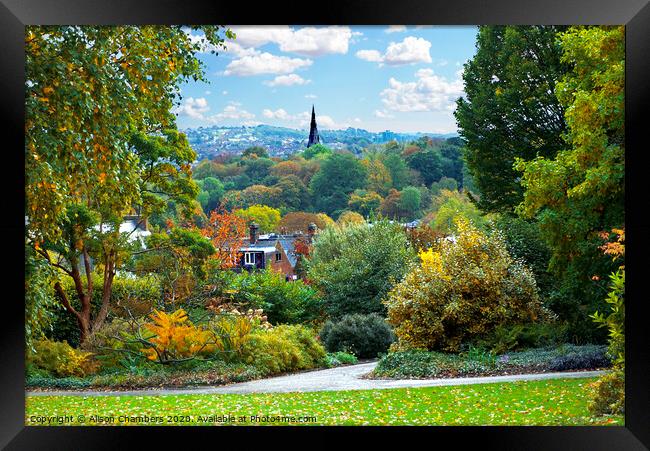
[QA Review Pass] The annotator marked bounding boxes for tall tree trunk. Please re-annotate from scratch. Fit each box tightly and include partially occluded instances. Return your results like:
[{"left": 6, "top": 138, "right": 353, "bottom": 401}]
[
  {"left": 68, "top": 256, "right": 94, "bottom": 348},
  {"left": 53, "top": 280, "right": 91, "bottom": 345},
  {"left": 92, "top": 249, "right": 116, "bottom": 335}
]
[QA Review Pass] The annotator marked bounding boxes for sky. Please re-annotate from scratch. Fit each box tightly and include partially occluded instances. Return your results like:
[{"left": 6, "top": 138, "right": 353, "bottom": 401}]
[{"left": 175, "top": 26, "right": 478, "bottom": 134}]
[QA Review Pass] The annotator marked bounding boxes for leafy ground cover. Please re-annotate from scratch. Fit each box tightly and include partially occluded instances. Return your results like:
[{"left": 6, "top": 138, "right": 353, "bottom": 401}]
[
  {"left": 27, "top": 352, "right": 358, "bottom": 392},
  {"left": 25, "top": 377, "right": 622, "bottom": 426},
  {"left": 371, "top": 345, "right": 610, "bottom": 379}
]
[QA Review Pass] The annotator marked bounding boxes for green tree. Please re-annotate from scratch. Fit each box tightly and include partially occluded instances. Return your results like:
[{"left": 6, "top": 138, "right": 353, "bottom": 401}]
[
  {"left": 273, "top": 175, "right": 310, "bottom": 212},
  {"left": 515, "top": 26, "right": 624, "bottom": 341},
  {"left": 307, "top": 219, "right": 416, "bottom": 317},
  {"left": 382, "top": 152, "right": 410, "bottom": 190},
  {"left": 455, "top": 26, "right": 569, "bottom": 213},
  {"left": 132, "top": 227, "right": 215, "bottom": 303},
  {"left": 192, "top": 159, "right": 222, "bottom": 180},
  {"left": 379, "top": 189, "right": 404, "bottom": 219},
  {"left": 303, "top": 143, "right": 332, "bottom": 160},
  {"left": 25, "top": 25, "right": 232, "bottom": 345},
  {"left": 348, "top": 190, "right": 382, "bottom": 217},
  {"left": 431, "top": 176, "right": 458, "bottom": 195},
  {"left": 242, "top": 146, "right": 269, "bottom": 159},
  {"left": 235, "top": 204, "right": 282, "bottom": 233},
  {"left": 492, "top": 215, "right": 554, "bottom": 297},
  {"left": 362, "top": 158, "right": 392, "bottom": 196},
  {"left": 439, "top": 141, "right": 465, "bottom": 183},
  {"left": 309, "top": 153, "right": 368, "bottom": 217},
  {"left": 243, "top": 157, "right": 274, "bottom": 184},
  {"left": 430, "top": 189, "right": 490, "bottom": 235},
  {"left": 197, "top": 176, "right": 225, "bottom": 214},
  {"left": 406, "top": 149, "right": 444, "bottom": 186},
  {"left": 398, "top": 186, "right": 422, "bottom": 221},
  {"left": 25, "top": 245, "right": 58, "bottom": 351},
  {"left": 228, "top": 270, "right": 323, "bottom": 325}
]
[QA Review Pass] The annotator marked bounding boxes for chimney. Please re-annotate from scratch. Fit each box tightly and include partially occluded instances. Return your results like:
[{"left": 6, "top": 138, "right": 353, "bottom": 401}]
[
  {"left": 249, "top": 222, "right": 259, "bottom": 244},
  {"left": 307, "top": 223, "right": 317, "bottom": 242}
]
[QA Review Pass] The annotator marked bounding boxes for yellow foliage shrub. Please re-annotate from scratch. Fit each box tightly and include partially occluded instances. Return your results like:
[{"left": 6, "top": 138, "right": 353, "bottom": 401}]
[
  {"left": 385, "top": 217, "right": 549, "bottom": 352},
  {"left": 588, "top": 368, "right": 624, "bottom": 416},
  {"left": 141, "top": 309, "right": 217, "bottom": 362},
  {"left": 240, "top": 325, "right": 326, "bottom": 376},
  {"left": 28, "top": 339, "right": 98, "bottom": 377},
  {"left": 208, "top": 312, "right": 255, "bottom": 358}
]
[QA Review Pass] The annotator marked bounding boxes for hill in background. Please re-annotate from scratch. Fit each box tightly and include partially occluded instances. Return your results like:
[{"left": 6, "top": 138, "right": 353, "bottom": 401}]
[{"left": 183, "top": 124, "right": 458, "bottom": 160}]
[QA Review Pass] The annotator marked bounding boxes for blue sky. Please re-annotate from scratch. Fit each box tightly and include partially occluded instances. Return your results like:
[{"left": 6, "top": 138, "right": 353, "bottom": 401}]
[{"left": 176, "top": 26, "right": 478, "bottom": 134}]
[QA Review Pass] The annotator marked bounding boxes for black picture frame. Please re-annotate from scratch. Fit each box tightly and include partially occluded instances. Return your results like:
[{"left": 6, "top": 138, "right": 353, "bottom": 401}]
[{"left": 2, "top": 0, "right": 648, "bottom": 448}]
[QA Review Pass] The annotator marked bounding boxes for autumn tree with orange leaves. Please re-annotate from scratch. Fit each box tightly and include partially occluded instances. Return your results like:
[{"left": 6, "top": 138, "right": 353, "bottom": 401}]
[{"left": 201, "top": 209, "right": 248, "bottom": 269}]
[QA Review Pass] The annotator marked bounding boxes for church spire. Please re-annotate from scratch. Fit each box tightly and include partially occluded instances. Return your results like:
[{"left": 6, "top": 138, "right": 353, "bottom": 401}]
[{"left": 307, "top": 105, "right": 320, "bottom": 148}]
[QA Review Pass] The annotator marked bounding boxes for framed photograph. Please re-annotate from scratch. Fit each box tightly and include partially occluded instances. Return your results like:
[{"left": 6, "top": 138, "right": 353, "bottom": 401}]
[{"left": 4, "top": 0, "right": 649, "bottom": 448}]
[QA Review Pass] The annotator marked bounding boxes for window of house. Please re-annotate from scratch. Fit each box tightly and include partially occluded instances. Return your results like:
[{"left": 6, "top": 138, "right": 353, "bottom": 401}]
[
  {"left": 244, "top": 252, "right": 255, "bottom": 265},
  {"left": 275, "top": 251, "right": 282, "bottom": 262}
]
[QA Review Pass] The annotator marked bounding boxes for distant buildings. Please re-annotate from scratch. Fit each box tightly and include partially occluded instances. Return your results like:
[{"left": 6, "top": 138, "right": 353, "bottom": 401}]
[
  {"left": 381, "top": 130, "right": 396, "bottom": 142},
  {"left": 184, "top": 123, "right": 457, "bottom": 161}
]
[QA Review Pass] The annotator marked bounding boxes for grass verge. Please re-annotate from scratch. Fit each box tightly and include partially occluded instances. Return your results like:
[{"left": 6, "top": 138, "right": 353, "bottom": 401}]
[{"left": 25, "top": 377, "right": 622, "bottom": 426}]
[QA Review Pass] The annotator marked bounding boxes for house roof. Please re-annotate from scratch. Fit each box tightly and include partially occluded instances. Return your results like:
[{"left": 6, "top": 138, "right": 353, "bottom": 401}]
[
  {"left": 229, "top": 234, "right": 302, "bottom": 268},
  {"left": 278, "top": 237, "right": 299, "bottom": 267}
]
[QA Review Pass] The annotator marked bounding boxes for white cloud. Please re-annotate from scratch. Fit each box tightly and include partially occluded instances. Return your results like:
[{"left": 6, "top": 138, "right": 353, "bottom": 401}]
[
  {"left": 262, "top": 108, "right": 291, "bottom": 120},
  {"left": 356, "top": 36, "right": 432, "bottom": 66},
  {"left": 314, "top": 115, "right": 352, "bottom": 130},
  {"left": 222, "top": 90, "right": 228, "bottom": 95},
  {"left": 228, "top": 26, "right": 293, "bottom": 48},
  {"left": 204, "top": 90, "right": 211, "bottom": 95},
  {"left": 305, "top": 94, "right": 317, "bottom": 99},
  {"left": 222, "top": 41, "right": 262, "bottom": 58},
  {"left": 383, "top": 37, "right": 432, "bottom": 65},
  {"left": 356, "top": 49, "right": 383, "bottom": 63},
  {"left": 385, "top": 25, "right": 407, "bottom": 33},
  {"left": 350, "top": 31, "right": 364, "bottom": 45},
  {"left": 207, "top": 102, "right": 255, "bottom": 123},
  {"left": 227, "top": 25, "right": 353, "bottom": 57},
  {"left": 374, "top": 109, "right": 395, "bottom": 119},
  {"left": 279, "top": 26, "right": 352, "bottom": 56},
  {"left": 223, "top": 52, "right": 313, "bottom": 76},
  {"left": 260, "top": 109, "right": 348, "bottom": 130},
  {"left": 175, "top": 97, "right": 256, "bottom": 124},
  {"left": 380, "top": 68, "right": 463, "bottom": 113},
  {"left": 220, "top": 26, "right": 356, "bottom": 78},
  {"left": 263, "top": 74, "right": 311, "bottom": 87},
  {"left": 174, "top": 97, "right": 210, "bottom": 119}
]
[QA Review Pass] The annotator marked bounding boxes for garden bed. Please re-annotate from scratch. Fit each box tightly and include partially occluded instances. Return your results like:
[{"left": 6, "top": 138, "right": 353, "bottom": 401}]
[
  {"left": 26, "top": 352, "right": 360, "bottom": 392},
  {"left": 369, "top": 344, "right": 610, "bottom": 380}
]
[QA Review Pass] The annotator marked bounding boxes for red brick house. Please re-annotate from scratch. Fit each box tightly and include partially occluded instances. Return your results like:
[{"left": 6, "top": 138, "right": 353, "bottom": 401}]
[{"left": 228, "top": 222, "right": 317, "bottom": 279}]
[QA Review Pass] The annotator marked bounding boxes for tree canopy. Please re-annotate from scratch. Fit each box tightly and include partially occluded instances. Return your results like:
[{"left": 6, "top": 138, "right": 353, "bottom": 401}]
[
  {"left": 25, "top": 25, "right": 233, "bottom": 344},
  {"left": 455, "top": 26, "right": 569, "bottom": 213}
]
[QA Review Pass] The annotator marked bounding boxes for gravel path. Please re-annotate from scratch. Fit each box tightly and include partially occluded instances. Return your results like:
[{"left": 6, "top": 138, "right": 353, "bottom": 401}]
[{"left": 26, "top": 361, "right": 606, "bottom": 397}]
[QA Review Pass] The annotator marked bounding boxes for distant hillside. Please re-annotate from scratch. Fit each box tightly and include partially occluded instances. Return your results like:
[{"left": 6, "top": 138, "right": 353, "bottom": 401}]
[{"left": 182, "top": 124, "right": 458, "bottom": 160}]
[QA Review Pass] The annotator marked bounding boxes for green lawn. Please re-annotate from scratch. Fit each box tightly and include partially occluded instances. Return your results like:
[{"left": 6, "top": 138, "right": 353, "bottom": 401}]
[{"left": 25, "top": 377, "right": 622, "bottom": 426}]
